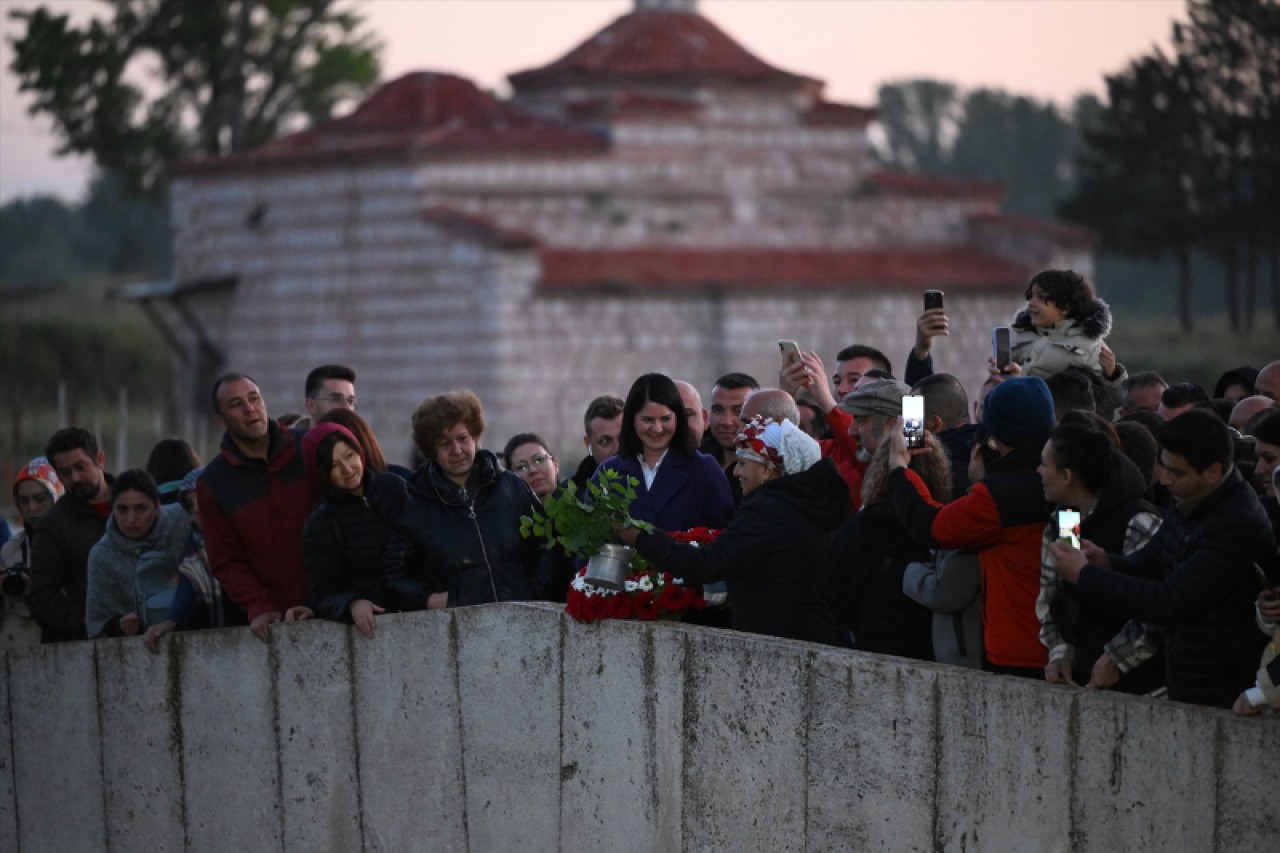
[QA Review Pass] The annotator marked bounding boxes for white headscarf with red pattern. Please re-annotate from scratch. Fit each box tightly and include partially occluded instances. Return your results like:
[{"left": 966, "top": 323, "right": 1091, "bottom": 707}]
[{"left": 734, "top": 416, "right": 821, "bottom": 476}]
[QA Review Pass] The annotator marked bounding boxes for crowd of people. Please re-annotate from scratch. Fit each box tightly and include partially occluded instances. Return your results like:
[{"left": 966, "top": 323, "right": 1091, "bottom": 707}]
[{"left": 3, "top": 270, "right": 1278, "bottom": 716}]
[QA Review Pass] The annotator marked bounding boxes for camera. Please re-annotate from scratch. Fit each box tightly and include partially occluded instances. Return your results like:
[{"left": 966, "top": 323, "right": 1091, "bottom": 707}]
[{"left": 2, "top": 567, "right": 26, "bottom": 597}]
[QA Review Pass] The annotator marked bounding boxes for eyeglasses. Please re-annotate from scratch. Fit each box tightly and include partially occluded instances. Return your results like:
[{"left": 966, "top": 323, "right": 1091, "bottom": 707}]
[
  {"left": 313, "top": 393, "right": 357, "bottom": 410},
  {"left": 513, "top": 453, "right": 554, "bottom": 474}
]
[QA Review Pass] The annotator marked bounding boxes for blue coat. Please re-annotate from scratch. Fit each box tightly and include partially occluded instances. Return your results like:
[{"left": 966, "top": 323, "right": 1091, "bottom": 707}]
[{"left": 596, "top": 450, "right": 734, "bottom": 533}]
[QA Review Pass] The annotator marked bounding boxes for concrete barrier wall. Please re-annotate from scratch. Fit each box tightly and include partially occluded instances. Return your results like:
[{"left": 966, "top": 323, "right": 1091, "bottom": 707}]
[{"left": 1, "top": 603, "right": 1276, "bottom": 852}]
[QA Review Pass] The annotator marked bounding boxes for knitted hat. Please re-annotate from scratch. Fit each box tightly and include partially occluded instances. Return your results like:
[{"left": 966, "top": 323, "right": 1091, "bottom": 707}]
[
  {"left": 735, "top": 416, "right": 822, "bottom": 476},
  {"left": 839, "top": 378, "right": 911, "bottom": 418},
  {"left": 301, "top": 422, "right": 365, "bottom": 492},
  {"left": 981, "top": 377, "right": 1055, "bottom": 448},
  {"left": 13, "top": 457, "right": 64, "bottom": 502}
]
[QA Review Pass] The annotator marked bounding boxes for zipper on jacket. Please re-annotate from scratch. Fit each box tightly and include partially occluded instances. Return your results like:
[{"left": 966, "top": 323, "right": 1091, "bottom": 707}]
[{"left": 467, "top": 499, "right": 500, "bottom": 602}]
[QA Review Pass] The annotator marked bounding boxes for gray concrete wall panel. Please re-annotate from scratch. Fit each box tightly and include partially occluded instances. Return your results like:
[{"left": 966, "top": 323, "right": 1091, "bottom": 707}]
[
  {"left": 806, "top": 653, "right": 939, "bottom": 852},
  {"left": 351, "top": 610, "right": 467, "bottom": 853},
  {"left": 680, "top": 630, "right": 811, "bottom": 852},
  {"left": 177, "top": 627, "right": 282, "bottom": 853},
  {"left": 96, "top": 638, "right": 185, "bottom": 851},
  {"left": 275, "top": 621, "right": 363, "bottom": 852},
  {"left": 1073, "top": 693, "right": 1215, "bottom": 852},
  {"left": 8, "top": 642, "right": 106, "bottom": 852},
  {"left": 559, "top": 617, "right": 687, "bottom": 853},
  {"left": 453, "top": 604, "right": 562, "bottom": 852},
  {"left": 0, "top": 656, "right": 19, "bottom": 851},
  {"left": 933, "top": 669, "right": 1074, "bottom": 853}
]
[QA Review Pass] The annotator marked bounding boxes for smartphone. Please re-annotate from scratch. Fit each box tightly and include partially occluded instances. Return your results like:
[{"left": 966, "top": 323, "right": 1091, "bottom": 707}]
[
  {"left": 924, "top": 290, "right": 944, "bottom": 311},
  {"left": 1056, "top": 508, "right": 1081, "bottom": 549},
  {"left": 902, "top": 394, "right": 925, "bottom": 450},
  {"left": 992, "top": 326, "right": 1012, "bottom": 370},
  {"left": 777, "top": 339, "right": 802, "bottom": 367}
]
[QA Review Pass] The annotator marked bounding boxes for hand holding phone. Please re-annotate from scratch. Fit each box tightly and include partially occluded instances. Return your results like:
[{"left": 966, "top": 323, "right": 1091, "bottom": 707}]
[
  {"left": 777, "top": 339, "right": 802, "bottom": 367},
  {"left": 992, "top": 326, "right": 1012, "bottom": 371},
  {"left": 902, "top": 395, "right": 925, "bottom": 450},
  {"left": 1056, "top": 508, "right": 1081, "bottom": 549}
]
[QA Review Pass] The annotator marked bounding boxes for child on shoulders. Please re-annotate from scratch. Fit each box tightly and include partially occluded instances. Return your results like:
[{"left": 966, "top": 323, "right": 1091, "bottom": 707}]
[{"left": 1000, "top": 269, "right": 1126, "bottom": 389}]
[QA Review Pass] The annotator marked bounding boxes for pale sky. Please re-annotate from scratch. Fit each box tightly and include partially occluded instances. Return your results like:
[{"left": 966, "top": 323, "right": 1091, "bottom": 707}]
[{"left": 0, "top": 0, "right": 1184, "bottom": 203}]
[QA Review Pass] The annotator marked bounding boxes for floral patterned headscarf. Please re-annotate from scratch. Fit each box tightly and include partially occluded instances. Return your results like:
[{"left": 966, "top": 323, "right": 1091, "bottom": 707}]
[{"left": 734, "top": 416, "right": 822, "bottom": 476}]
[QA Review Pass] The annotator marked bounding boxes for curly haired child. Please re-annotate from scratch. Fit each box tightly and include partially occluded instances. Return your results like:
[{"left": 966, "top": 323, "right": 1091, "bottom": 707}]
[{"left": 998, "top": 269, "right": 1127, "bottom": 389}]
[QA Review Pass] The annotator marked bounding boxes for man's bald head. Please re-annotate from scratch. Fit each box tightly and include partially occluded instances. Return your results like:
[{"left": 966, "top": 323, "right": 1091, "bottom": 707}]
[
  {"left": 674, "top": 380, "right": 708, "bottom": 441},
  {"left": 1230, "top": 395, "right": 1275, "bottom": 435},
  {"left": 741, "top": 388, "right": 801, "bottom": 425},
  {"left": 1256, "top": 361, "right": 1280, "bottom": 403}
]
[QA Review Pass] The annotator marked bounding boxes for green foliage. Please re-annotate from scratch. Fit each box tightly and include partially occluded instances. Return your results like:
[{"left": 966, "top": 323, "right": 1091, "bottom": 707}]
[
  {"left": 874, "top": 79, "right": 959, "bottom": 174},
  {"left": 7, "top": 0, "right": 383, "bottom": 194},
  {"left": 1063, "top": 0, "right": 1280, "bottom": 332},
  {"left": 875, "top": 80, "right": 1084, "bottom": 218},
  {"left": 0, "top": 174, "right": 172, "bottom": 292},
  {"left": 520, "top": 468, "right": 655, "bottom": 560},
  {"left": 0, "top": 307, "right": 171, "bottom": 406}
]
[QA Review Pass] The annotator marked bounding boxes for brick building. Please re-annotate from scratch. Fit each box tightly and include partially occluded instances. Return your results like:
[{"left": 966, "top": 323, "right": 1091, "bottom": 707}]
[{"left": 132, "top": 0, "right": 1093, "bottom": 462}]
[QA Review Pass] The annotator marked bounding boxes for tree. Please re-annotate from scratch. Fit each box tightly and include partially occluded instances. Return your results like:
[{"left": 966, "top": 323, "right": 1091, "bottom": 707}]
[
  {"left": 875, "top": 80, "right": 1083, "bottom": 218},
  {"left": 874, "top": 79, "right": 960, "bottom": 173},
  {"left": 948, "top": 89, "right": 1077, "bottom": 218},
  {"left": 1063, "top": 0, "right": 1280, "bottom": 332},
  {"left": 8, "top": 0, "right": 382, "bottom": 194},
  {"left": 1061, "top": 53, "right": 1203, "bottom": 332}
]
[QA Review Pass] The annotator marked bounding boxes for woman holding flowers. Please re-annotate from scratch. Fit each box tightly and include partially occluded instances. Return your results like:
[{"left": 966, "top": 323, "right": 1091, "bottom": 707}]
[{"left": 616, "top": 416, "right": 848, "bottom": 645}]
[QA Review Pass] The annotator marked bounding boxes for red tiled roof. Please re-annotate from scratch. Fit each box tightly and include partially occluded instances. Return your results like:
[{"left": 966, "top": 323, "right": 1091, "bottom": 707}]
[
  {"left": 803, "top": 101, "right": 878, "bottom": 128},
  {"left": 969, "top": 212, "right": 1099, "bottom": 249},
  {"left": 868, "top": 170, "right": 1005, "bottom": 201},
  {"left": 422, "top": 206, "right": 539, "bottom": 249},
  {"left": 509, "top": 9, "right": 817, "bottom": 93},
  {"left": 538, "top": 247, "right": 1032, "bottom": 291},
  {"left": 172, "top": 72, "right": 606, "bottom": 175}
]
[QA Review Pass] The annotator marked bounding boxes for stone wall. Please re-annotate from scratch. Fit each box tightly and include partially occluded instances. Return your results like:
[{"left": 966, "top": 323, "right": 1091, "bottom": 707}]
[{"left": 2, "top": 604, "right": 1275, "bottom": 852}]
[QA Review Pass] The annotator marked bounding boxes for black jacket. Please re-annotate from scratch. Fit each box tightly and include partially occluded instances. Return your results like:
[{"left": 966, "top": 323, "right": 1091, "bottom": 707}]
[
  {"left": 698, "top": 432, "right": 744, "bottom": 508},
  {"left": 1077, "top": 468, "right": 1276, "bottom": 708},
  {"left": 1049, "top": 451, "right": 1165, "bottom": 694},
  {"left": 393, "top": 450, "right": 549, "bottom": 607},
  {"left": 304, "top": 472, "right": 420, "bottom": 621},
  {"left": 25, "top": 474, "right": 113, "bottom": 642},
  {"left": 832, "top": 501, "right": 935, "bottom": 661},
  {"left": 634, "top": 457, "right": 849, "bottom": 645}
]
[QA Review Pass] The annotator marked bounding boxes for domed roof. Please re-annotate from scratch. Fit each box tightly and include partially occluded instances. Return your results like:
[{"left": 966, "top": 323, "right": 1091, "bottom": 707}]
[{"left": 508, "top": 6, "right": 817, "bottom": 94}]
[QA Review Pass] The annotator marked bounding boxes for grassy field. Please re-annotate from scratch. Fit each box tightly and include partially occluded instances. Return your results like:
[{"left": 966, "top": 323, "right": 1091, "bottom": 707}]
[{"left": 1106, "top": 310, "right": 1278, "bottom": 391}]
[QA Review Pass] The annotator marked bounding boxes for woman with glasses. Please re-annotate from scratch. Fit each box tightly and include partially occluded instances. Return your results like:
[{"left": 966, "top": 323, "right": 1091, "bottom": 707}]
[{"left": 502, "top": 433, "right": 561, "bottom": 499}]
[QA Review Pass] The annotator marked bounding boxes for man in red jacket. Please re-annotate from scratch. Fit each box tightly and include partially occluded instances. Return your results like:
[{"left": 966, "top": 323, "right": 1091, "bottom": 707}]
[
  {"left": 196, "top": 373, "right": 315, "bottom": 642},
  {"left": 888, "top": 377, "right": 1056, "bottom": 677},
  {"left": 779, "top": 346, "right": 891, "bottom": 514}
]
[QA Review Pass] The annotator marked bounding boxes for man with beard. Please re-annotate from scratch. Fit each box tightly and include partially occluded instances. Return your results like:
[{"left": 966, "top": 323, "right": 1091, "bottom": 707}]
[
  {"left": 196, "top": 373, "right": 314, "bottom": 642},
  {"left": 25, "top": 428, "right": 113, "bottom": 642}
]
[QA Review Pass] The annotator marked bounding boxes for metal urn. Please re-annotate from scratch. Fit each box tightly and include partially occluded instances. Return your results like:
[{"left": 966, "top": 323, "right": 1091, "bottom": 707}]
[{"left": 583, "top": 543, "right": 634, "bottom": 591}]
